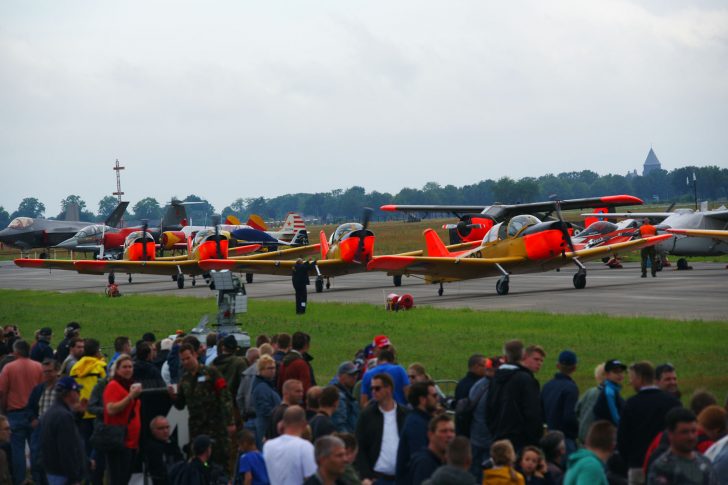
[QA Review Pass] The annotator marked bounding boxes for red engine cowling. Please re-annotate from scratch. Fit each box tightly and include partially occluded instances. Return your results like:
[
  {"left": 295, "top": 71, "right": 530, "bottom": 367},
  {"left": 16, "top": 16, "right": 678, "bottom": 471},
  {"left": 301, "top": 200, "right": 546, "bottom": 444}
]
[{"left": 457, "top": 216, "right": 495, "bottom": 243}]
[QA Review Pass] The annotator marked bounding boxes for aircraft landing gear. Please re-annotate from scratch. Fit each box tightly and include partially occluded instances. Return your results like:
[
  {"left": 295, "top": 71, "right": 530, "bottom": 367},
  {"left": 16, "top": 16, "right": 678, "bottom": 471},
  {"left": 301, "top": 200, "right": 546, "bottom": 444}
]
[
  {"left": 573, "top": 270, "right": 587, "bottom": 289},
  {"left": 246, "top": 273, "right": 254, "bottom": 283},
  {"left": 177, "top": 274, "right": 185, "bottom": 289},
  {"left": 192, "top": 276, "right": 196, "bottom": 287},
  {"left": 108, "top": 272, "right": 115, "bottom": 285},
  {"left": 315, "top": 276, "right": 324, "bottom": 293},
  {"left": 677, "top": 258, "right": 689, "bottom": 270},
  {"left": 128, "top": 274, "right": 132, "bottom": 284},
  {"left": 393, "top": 275, "right": 402, "bottom": 287},
  {"left": 496, "top": 276, "right": 510, "bottom": 295},
  {"left": 437, "top": 282, "right": 444, "bottom": 296},
  {"left": 172, "top": 274, "right": 178, "bottom": 282},
  {"left": 326, "top": 278, "right": 331, "bottom": 289}
]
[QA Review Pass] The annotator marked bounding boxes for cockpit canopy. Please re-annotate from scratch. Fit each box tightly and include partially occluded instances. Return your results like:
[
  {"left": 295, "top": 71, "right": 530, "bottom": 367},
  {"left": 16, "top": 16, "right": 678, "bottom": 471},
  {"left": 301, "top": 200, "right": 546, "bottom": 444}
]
[
  {"left": 75, "top": 225, "right": 108, "bottom": 239},
  {"left": 331, "top": 223, "right": 363, "bottom": 244},
  {"left": 124, "top": 231, "right": 154, "bottom": 247},
  {"left": 8, "top": 217, "right": 34, "bottom": 230},
  {"left": 578, "top": 221, "right": 618, "bottom": 237},
  {"left": 483, "top": 215, "right": 542, "bottom": 243},
  {"left": 193, "top": 228, "right": 228, "bottom": 246}
]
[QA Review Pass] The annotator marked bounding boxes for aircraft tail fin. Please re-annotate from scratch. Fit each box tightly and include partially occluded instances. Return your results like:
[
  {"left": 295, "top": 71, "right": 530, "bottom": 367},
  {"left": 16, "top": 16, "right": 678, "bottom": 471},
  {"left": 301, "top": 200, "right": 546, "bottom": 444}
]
[
  {"left": 424, "top": 228, "right": 451, "bottom": 257},
  {"left": 225, "top": 215, "right": 241, "bottom": 225},
  {"left": 584, "top": 207, "right": 610, "bottom": 228},
  {"left": 162, "top": 201, "right": 188, "bottom": 230},
  {"left": 247, "top": 214, "right": 267, "bottom": 231},
  {"left": 291, "top": 229, "right": 309, "bottom": 246},
  {"left": 104, "top": 201, "right": 129, "bottom": 228},
  {"left": 319, "top": 230, "right": 329, "bottom": 259},
  {"left": 280, "top": 212, "right": 306, "bottom": 234},
  {"left": 64, "top": 202, "right": 81, "bottom": 222}
]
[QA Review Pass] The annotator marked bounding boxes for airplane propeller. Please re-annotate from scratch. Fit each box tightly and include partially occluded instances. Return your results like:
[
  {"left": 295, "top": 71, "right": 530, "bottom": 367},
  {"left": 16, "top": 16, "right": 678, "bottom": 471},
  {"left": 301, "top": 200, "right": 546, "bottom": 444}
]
[
  {"left": 553, "top": 201, "right": 576, "bottom": 255},
  {"left": 141, "top": 220, "right": 150, "bottom": 261},
  {"left": 354, "top": 207, "right": 373, "bottom": 264},
  {"left": 212, "top": 215, "right": 223, "bottom": 259}
]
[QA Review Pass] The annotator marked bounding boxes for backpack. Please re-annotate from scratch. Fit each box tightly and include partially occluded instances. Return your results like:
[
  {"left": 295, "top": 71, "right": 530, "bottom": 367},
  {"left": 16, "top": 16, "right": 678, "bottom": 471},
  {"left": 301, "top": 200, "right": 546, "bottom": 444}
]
[{"left": 454, "top": 379, "right": 488, "bottom": 437}]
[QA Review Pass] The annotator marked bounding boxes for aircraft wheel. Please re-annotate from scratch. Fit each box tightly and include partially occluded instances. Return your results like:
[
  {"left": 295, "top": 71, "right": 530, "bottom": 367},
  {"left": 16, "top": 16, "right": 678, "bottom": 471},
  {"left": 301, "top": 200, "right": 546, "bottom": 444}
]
[
  {"left": 437, "top": 285, "right": 444, "bottom": 296},
  {"left": 315, "top": 277, "right": 324, "bottom": 293},
  {"left": 192, "top": 278, "right": 196, "bottom": 287},
  {"left": 246, "top": 273, "right": 254, "bottom": 284},
  {"left": 128, "top": 274, "right": 132, "bottom": 284},
  {"left": 108, "top": 273, "right": 115, "bottom": 285},
  {"left": 177, "top": 274, "right": 185, "bottom": 289},
  {"left": 573, "top": 273, "right": 587, "bottom": 289},
  {"left": 326, "top": 279, "right": 330, "bottom": 289},
  {"left": 40, "top": 252, "right": 48, "bottom": 259},
  {"left": 677, "top": 258, "right": 688, "bottom": 270},
  {"left": 393, "top": 275, "right": 402, "bottom": 287},
  {"left": 172, "top": 274, "right": 178, "bottom": 282},
  {"left": 496, "top": 277, "right": 509, "bottom": 295},
  {"left": 601, "top": 257, "right": 610, "bottom": 264},
  {"left": 655, "top": 257, "right": 664, "bottom": 272}
]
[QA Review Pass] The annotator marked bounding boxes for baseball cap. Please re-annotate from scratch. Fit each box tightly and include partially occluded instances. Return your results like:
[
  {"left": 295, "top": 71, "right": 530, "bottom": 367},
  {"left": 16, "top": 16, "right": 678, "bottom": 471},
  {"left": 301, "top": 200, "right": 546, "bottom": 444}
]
[
  {"left": 373, "top": 335, "right": 391, "bottom": 348},
  {"left": 55, "top": 376, "right": 83, "bottom": 392},
  {"left": 39, "top": 327, "right": 53, "bottom": 337},
  {"left": 558, "top": 350, "right": 578, "bottom": 366},
  {"left": 192, "top": 434, "right": 212, "bottom": 455},
  {"left": 604, "top": 359, "right": 627, "bottom": 372},
  {"left": 337, "top": 361, "right": 358, "bottom": 376}
]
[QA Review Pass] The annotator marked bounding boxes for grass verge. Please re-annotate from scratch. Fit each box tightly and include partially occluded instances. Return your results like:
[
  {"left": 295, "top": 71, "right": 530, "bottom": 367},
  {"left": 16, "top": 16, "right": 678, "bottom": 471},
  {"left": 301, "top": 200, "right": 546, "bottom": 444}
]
[{"left": 1, "top": 289, "right": 726, "bottom": 402}]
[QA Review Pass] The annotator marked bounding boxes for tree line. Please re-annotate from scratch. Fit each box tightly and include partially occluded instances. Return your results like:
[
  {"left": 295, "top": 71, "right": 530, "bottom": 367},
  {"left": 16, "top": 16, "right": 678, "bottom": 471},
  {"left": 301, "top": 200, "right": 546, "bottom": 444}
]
[{"left": 1, "top": 165, "right": 726, "bottom": 228}]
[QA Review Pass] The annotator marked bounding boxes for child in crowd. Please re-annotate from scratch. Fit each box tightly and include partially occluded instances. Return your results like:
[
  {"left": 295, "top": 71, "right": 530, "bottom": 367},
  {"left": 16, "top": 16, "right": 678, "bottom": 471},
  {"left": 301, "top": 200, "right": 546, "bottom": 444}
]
[
  {"left": 235, "top": 429, "right": 270, "bottom": 485},
  {"left": 483, "top": 440, "right": 525, "bottom": 485},
  {"left": 517, "top": 446, "right": 550, "bottom": 484}
]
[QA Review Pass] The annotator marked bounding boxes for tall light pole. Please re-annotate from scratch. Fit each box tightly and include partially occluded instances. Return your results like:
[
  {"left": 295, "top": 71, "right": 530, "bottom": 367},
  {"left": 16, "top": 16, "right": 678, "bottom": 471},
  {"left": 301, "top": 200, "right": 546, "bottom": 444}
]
[{"left": 686, "top": 172, "right": 697, "bottom": 211}]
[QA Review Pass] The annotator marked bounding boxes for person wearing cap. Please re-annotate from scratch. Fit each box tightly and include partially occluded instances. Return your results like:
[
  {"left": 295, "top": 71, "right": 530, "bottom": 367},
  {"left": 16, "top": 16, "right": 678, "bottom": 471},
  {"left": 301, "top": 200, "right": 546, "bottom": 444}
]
[
  {"left": 617, "top": 361, "right": 682, "bottom": 485},
  {"left": 593, "top": 359, "right": 627, "bottom": 426},
  {"left": 175, "top": 434, "right": 228, "bottom": 485},
  {"left": 0, "top": 339, "right": 43, "bottom": 484},
  {"left": 40, "top": 376, "right": 86, "bottom": 484},
  {"left": 468, "top": 356, "right": 501, "bottom": 481},
  {"left": 541, "top": 350, "right": 580, "bottom": 456},
  {"left": 54, "top": 321, "right": 81, "bottom": 364},
  {"left": 27, "top": 358, "right": 61, "bottom": 484},
  {"left": 30, "top": 327, "right": 54, "bottom": 363},
  {"left": 212, "top": 335, "right": 248, "bottom": 419},
  {"left": 331, "top": 361, "right": 360, "bottom": 433}
]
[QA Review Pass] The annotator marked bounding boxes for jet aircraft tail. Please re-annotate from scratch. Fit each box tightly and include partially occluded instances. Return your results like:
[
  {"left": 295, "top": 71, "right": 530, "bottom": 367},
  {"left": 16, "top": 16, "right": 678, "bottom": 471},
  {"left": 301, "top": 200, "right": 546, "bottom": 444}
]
[
  {"left": 161, "top": 201, "right": 188, "bottom": 231},
  {"left": 104, "top": 201, "right": 130, "bottom": 228}
]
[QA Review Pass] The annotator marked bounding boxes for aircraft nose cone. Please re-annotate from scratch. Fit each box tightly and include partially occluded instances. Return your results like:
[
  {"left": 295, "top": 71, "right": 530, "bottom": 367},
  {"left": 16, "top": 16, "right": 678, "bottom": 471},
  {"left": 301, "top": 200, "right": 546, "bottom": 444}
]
[{"left": 55, "top": 238, "right": 77, "bottom": 250}]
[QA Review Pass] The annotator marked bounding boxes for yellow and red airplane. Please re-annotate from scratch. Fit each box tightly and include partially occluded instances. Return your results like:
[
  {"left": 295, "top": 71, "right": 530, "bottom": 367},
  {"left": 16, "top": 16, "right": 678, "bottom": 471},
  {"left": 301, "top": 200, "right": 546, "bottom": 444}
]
[
  {"left": 366, "top": 211, "right": 672, "bottom": 296},
  {"left": 198, "top": 209, "right": 480, "bottom": 292},
  {"left": 15, "top": 225, "right": 319, "bottom": 289}
]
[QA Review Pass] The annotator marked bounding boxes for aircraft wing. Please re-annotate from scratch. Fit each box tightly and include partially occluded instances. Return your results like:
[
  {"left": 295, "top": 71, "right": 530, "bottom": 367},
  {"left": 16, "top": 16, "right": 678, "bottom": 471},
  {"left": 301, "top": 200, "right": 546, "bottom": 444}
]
[
  {"left": 366, "top": 255, "right": 527, "bottom": 280},
  {"left": 227, "top": 244, "right": 263, "bottom": 256},
  {"left": 73, "top": 260, "right": 204, "bottom": 276},
  {"left": 198, "top": 258, "right": 351, "bottom": 277},
  {"left": 667, "top": 229, "right": 728, "bottom": 241},
  {"left": 567, "top": 234, "right": 673, "bottom": 261},
  {"left": 230, "top": 243, "right": 321, "bottom": 261},
  {"left": 579, "top": 212, "right": 674, "bottom": 220},
  {"left": 383, "top": 195, "right": 643, "bottom": 219},
  {"left": 703, "top": 210, "right": 728, "bottom": 222},
  {"left": 14, "top": 259, "right": 78, "bottom": 271}
]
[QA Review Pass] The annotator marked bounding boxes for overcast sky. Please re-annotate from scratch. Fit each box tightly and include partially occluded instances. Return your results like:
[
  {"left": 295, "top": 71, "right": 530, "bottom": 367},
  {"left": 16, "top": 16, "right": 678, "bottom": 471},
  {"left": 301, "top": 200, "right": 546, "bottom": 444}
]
[{"left": 1, "top": 0, "right": 727, "bottom": 216}]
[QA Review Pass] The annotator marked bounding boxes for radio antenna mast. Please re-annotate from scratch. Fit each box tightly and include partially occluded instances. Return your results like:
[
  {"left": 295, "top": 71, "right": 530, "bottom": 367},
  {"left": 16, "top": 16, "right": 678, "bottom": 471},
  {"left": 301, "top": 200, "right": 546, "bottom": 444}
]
[{"left": 113, "top": 158, "right": 125, "bottom": 225}]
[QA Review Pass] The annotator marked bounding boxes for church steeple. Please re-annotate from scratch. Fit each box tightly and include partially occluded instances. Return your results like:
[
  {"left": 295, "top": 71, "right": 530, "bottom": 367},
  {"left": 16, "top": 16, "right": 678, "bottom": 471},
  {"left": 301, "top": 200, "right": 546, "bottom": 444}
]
[{"left": 643, "top": 147, "right": 661, "bottom": 175}]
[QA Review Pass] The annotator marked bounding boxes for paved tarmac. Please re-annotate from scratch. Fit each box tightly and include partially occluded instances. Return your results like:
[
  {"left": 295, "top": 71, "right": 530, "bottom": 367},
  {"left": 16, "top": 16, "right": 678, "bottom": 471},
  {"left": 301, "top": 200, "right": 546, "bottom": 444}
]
[{"left": 0, "top": 260, "right": 725, "bottom": 321}]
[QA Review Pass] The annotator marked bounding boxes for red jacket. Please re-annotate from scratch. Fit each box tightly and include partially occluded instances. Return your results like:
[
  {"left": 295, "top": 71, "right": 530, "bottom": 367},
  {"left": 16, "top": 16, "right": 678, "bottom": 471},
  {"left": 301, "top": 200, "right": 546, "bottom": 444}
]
[{"left": 277, "top": 351, "right": 313, "bottom": 394}]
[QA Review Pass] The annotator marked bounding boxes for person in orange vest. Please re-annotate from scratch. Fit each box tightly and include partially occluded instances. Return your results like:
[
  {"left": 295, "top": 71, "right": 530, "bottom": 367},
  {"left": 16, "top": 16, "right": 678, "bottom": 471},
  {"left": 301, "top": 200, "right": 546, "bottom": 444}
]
[{"left": 639, "top": 219, "right": 658, "bottom": 278}]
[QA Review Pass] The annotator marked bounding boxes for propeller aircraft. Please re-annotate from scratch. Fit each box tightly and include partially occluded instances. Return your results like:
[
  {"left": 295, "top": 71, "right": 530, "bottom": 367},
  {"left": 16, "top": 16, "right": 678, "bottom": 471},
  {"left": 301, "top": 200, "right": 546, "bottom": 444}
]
[
  {"left": 14, "top": 218, "right": 319, "bottom": 289},
  {"left": 380, "top": 195, "right": 644, "bottom": 244},
  {"left": 198, "top": 208, "right": 481, "bottom": 292},
  {"left": 366, "top": 206, "right": 671, "bottom": 296}
]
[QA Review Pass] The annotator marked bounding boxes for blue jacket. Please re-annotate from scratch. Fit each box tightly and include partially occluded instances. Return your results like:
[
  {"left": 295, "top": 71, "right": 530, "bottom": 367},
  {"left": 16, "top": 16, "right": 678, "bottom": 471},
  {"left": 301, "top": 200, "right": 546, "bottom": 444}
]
[
  {"left": 541, "top": 372, "right": 579, "bottom": 439},
  {"left": 593, "top": 380, "right": 623, "bottom": 426},
  {"left": 331, "top": 381, "right": 359, "bottom": 434},
  {"left": 251, "top": 376, "right": 281, "bottom": 443},
  {"left": 30, "top": 340, "right": 53, "bottom": 363},
  {"left": 395, "top": 408, "right": 431, "bottom": 484}
]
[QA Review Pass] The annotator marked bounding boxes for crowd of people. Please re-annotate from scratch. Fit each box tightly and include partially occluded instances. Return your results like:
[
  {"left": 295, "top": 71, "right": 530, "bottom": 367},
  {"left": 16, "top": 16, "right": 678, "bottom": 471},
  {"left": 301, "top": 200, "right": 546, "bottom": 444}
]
[{"left": 0, "top": 323, "right": 726, "bottom": 485}]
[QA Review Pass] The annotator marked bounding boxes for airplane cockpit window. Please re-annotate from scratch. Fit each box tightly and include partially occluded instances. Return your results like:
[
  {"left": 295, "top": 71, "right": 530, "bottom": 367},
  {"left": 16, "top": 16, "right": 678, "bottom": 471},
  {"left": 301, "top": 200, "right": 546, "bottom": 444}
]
[
  {"left": 124, "top": 231, "right": 144, "bottom": 247},
  {"left": 483, "top": 222, "right": 503, "bottom": 243},
  {"left": 579, "top": 221, "right": 617, "bottom": 237},
  {"left": 507, "top": 215, "right": 541, "bottom": 238},
  {"left": 76, "top": 225, "right": 105, "bottom": 239},
  {"left": 194, "top": 229, "right": 227, "bottom": 246},
  {"left": 332, "top": 223, "right": 362, "bottom": 243},
  {"left": 8, "top": 217, "right": 34, "bottom": 229}
]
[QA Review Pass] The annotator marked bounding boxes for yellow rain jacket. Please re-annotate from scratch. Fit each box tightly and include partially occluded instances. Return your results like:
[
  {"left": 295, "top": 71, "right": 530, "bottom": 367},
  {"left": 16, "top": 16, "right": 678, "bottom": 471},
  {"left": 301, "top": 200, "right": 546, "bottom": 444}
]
[{"left": 69, "top": 356, "right": 107, "bottom": 419}]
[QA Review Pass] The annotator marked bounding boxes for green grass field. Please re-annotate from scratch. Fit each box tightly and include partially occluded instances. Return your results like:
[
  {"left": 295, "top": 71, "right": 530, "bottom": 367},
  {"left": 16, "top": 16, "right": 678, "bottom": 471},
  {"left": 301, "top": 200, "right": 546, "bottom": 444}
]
[{"left": 1, "top": 289, "right": 726, "bottom": 403}]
